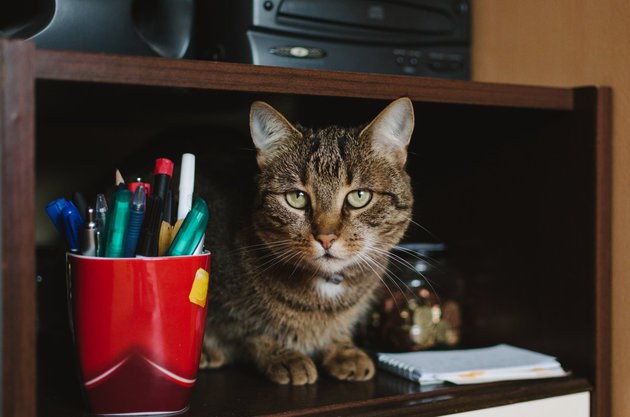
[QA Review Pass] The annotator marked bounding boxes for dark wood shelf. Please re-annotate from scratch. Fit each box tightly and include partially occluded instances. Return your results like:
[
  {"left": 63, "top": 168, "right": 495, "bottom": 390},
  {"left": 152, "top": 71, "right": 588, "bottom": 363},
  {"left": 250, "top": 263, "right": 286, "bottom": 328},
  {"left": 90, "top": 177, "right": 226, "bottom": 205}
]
[
  {"left": 188, "top": 372, "right": 590, "bottom": 417},
  {"left": 0, "top": 39, "right": 611, "bottom": 417},
  {"left": 39, "top": 332, "right": 592, "bottom": 417},
  {"left": 33, "top": 48, "right": 574, "bottom": 110}
]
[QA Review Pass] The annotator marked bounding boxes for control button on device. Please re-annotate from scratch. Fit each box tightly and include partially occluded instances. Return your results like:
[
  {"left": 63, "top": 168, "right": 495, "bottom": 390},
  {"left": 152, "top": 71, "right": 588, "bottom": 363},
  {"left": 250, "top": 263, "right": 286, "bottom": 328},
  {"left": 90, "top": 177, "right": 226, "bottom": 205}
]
[
  {"left": 289, "top": 46, "right": 309, "bottom": 57},
  {"left": 270, "top": 46, "right": 327, "bottom": 59}
]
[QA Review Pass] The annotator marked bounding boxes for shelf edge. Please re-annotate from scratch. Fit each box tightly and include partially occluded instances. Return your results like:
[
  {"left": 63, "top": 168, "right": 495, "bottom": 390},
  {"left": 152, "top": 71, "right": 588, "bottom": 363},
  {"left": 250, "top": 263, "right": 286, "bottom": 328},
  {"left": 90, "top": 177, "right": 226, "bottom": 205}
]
[{"left": 33, "top": 48, "right": 574, "bottom": 111}]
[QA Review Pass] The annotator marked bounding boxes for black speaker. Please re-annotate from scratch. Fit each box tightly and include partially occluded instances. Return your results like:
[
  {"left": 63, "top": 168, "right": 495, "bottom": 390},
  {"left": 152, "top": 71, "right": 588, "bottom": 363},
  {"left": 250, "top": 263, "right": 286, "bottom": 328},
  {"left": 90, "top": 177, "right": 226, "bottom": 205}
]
[{"left": 2, "top": 0, "right": 194, "bottom": 58}]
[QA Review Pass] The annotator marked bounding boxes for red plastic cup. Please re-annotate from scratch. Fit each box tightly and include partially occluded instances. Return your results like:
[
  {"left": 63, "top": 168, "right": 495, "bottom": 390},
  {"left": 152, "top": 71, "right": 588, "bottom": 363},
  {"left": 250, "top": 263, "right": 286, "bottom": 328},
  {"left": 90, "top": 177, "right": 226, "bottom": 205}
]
[{"left": 67, "top": 253, "right": 211, "bottom": 415}]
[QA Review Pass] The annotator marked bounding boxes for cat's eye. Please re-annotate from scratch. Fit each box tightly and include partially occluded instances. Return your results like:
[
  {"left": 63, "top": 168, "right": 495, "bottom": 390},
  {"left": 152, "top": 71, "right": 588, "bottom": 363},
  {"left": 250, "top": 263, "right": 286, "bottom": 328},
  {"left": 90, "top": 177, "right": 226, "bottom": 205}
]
[
  {"left": 346, "top": 190, "right": 372, "bottom": 209},
  {"left": 285, "top": 190, "right": 309, "bottom": 209}
]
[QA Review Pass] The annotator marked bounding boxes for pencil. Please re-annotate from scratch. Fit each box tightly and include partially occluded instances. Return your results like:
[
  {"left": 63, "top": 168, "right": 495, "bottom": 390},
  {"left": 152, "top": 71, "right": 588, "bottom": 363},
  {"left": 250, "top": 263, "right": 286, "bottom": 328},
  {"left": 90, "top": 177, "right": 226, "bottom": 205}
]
[{"left": 115, "top": 169, "right": 125, "bottom": 190}]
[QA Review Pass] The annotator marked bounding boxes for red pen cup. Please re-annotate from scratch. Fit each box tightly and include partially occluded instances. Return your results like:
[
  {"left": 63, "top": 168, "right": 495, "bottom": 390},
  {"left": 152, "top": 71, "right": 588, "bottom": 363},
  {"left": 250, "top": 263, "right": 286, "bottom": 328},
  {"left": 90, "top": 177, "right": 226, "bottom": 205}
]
[{"left": 66, "top": 252, "right": 211, "bottom": 415}]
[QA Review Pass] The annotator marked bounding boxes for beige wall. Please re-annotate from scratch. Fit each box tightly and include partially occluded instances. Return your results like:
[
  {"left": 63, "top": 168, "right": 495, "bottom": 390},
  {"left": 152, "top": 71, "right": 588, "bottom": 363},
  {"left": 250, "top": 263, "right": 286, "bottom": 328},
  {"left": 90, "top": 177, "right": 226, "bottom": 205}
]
[{"left": 472, "top": 1, "right": 630, "bottom": 416}]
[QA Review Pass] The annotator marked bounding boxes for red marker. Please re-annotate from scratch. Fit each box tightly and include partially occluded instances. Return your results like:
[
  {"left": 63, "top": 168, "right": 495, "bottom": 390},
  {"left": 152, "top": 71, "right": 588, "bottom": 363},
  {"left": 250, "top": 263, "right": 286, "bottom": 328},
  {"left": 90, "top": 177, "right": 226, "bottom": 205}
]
[
  {"left": 153, "top": 158, "right": 174, "bottom": 222},
  {"left": 153, "top": 158, "right": 174, "bottom": 201}
]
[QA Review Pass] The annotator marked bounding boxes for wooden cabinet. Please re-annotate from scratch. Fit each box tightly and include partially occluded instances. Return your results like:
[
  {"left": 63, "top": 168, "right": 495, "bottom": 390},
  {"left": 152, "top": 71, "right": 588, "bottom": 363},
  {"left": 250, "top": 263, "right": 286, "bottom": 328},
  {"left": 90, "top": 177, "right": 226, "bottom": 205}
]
[
  {"left": 443, "top": 392, "right": 590, "bottom": 417},
  {"left": 0, "top": 39, "right": 611, "bottom": 416}
]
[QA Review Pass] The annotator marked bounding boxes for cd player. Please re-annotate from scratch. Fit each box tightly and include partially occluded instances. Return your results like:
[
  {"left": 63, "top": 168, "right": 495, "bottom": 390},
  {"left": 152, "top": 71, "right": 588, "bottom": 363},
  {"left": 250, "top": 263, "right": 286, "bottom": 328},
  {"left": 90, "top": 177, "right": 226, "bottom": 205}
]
[{"left": 201, "top": 0, "right": 471, "bottom": 79}]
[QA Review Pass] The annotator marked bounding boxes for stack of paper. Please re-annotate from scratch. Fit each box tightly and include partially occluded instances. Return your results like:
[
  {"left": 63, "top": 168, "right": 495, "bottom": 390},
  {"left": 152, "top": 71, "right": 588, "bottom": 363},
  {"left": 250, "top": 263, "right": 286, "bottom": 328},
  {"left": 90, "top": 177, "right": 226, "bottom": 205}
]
[{"left": 377, "top": 344, "right": 569, "bottom": 385}]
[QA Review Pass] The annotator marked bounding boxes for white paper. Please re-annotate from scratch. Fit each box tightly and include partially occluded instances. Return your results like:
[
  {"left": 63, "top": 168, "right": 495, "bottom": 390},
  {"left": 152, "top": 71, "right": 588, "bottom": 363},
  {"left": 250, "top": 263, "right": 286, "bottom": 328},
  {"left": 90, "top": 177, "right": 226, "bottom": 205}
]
[{"left": 377, "top": 344, "right": 569, "bottom": 385}]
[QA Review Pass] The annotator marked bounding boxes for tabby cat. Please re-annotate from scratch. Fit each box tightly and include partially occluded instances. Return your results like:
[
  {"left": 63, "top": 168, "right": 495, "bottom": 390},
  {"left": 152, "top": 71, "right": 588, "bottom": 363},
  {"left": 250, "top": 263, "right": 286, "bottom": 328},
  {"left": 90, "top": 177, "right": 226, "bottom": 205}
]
[{"left": 200, "top": 97, "right": 415, "bottom": 385}]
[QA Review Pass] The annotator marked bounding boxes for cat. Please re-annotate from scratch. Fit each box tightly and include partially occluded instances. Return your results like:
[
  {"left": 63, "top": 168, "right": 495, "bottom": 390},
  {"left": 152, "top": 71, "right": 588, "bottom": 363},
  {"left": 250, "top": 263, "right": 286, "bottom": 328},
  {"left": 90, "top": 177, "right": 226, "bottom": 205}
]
[{"left": 200, "top": 97, "right": 415, "bottom": 385}]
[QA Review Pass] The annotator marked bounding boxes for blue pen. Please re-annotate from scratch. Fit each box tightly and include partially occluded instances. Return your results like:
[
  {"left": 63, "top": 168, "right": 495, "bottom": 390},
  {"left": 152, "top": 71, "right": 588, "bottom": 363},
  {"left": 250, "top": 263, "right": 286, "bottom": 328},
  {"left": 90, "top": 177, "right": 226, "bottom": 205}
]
[
  {"left": 61, "top": 201, "right": 83, "bottom": 252},
  {"left": 104, "top": 189, "right": 132, "bottom": 257},
  {"left": 123, "top": 186, "right": 146, "bottom": 257},
  {"left": 46, "top": 198, "right": 69, "bottom": 236}
]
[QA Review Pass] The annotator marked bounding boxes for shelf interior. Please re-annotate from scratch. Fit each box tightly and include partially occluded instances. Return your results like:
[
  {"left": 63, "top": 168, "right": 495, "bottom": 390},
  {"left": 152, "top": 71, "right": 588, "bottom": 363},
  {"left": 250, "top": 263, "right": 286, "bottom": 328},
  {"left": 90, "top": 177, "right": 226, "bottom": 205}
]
[{"left": 32, "top": 73, "right": 601, "bottom": 414}]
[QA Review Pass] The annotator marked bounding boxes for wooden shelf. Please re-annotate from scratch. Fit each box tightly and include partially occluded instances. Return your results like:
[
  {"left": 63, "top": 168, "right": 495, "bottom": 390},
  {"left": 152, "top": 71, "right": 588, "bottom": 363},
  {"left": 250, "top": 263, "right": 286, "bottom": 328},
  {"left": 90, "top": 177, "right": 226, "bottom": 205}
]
[
  {"left": 33, "top": 48, "right": 574, "bottom": 110},
  {"left": 186, "top": 373, "right": 591, "bottom": 417},
  {"left": 42, "top": 359, "right": 592, "bottom": 417},
  {"left": 0, "top": 39, "right": 611, "bottom": 417}
]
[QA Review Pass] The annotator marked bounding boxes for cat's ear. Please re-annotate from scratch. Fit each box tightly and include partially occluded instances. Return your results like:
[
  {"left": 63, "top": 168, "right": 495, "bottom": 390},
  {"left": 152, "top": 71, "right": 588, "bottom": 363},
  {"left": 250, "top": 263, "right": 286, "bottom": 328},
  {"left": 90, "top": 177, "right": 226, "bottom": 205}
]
[
  {"left": 360, "top": 97, "right": 414, "bottom": 166},
  {"left": 250, "top": 101, "right": 301, "bottom": 167}
]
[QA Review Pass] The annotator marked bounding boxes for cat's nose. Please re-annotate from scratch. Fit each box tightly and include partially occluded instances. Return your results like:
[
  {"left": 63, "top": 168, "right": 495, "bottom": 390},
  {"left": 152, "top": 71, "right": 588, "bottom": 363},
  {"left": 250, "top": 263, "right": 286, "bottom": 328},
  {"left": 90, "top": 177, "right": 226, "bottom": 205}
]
[{"left": 316, "top": 234, "right": 338, "bottom": 250}]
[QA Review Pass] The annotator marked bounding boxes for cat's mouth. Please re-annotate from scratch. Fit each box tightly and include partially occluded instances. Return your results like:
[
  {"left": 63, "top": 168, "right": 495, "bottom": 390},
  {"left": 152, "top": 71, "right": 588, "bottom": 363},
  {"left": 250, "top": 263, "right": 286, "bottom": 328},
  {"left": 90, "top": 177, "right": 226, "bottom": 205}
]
[
  {"left": 315, "top": 253, "right": 340, "bottom": 264},
  {"left": 307, "top": 241, "right": 358, "bottom": 273},
  {"left": 318, "top": 249, "right": 347, "bottom": 262},
  {"left": 312, "top": 250, "right": 355, "bottom": 274}
]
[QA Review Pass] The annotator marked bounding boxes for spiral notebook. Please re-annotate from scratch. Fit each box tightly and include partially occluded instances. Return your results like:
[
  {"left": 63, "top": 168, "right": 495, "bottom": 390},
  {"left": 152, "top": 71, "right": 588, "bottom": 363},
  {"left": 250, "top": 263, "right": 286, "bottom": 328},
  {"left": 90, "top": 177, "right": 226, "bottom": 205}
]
[{"left": 377, "top": 344, "right": 569, "bottom": 385}]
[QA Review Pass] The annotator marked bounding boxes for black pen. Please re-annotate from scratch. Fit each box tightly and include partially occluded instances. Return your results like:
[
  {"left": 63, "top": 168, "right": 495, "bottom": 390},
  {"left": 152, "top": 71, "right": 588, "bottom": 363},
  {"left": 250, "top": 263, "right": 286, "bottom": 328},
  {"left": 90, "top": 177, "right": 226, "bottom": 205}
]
[
  {"left": 136, "top": 194, "right": 163, "bottom": 256},
  {"left": 72, "top": 191, "right": 88, "bottom": 222},
  {"left": 153, "top": 159, "right": 173, "bottom": 200}
]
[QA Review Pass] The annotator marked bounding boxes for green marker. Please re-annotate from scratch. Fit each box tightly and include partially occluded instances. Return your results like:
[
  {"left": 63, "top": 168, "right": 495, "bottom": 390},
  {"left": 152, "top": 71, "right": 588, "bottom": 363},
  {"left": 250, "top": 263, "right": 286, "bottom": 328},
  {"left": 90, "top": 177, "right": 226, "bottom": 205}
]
[
  {"left": 104, "top": 190, "right": 132, "bottom": 257},
  {"left": 167, "top": 197, "right": 209, "bottom": 256}
]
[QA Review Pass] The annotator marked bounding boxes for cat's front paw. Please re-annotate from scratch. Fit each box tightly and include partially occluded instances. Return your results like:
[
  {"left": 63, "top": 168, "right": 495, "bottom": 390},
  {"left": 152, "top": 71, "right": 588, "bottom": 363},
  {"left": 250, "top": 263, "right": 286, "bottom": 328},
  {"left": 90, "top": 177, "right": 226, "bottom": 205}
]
[
  {"left": 322, "top": 345, "right": 375, "bottom": 382},
  {"left": 199, "top": 349, "right": 226, "bottom": 370},
  {"left": 262, "top": 350, "right": 318, "bottom": 385},
  {"left": 200, "top": 334, "right": 229, "bottom": 369}
]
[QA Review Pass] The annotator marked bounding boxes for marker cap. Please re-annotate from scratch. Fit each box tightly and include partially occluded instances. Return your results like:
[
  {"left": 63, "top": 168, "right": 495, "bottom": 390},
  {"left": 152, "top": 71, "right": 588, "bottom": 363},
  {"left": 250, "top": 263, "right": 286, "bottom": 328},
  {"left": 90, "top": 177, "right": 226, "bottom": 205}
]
[
  {"left": 128, "top": 181, "right": 151, "bottom": 197},
  {"left": 62, "top": 201, "right": 83, "bottom": 252},
  {"left": 177, "top": 153, "right": 196, "bottom": 220},
  {"left": 46, "top": 198, "right": 69, "bottom": 235},
  {"left": 167, "top": 197, "right": 209, "bottom": 256},
  {"left": 154, "top": 158, "right": 174, "bottom": 176}
]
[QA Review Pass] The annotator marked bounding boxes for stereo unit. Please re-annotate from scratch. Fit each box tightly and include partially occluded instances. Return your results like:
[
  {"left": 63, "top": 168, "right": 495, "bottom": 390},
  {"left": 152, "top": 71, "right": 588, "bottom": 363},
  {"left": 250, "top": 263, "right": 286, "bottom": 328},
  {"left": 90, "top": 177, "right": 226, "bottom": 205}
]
[{"left": 202, "top": 0, "right": 471, "bottom": 79}]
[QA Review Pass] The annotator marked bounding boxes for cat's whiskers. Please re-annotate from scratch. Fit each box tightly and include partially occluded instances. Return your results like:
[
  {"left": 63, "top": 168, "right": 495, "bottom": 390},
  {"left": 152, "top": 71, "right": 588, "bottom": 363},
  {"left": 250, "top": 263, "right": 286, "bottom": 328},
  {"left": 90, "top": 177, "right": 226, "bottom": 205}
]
[
  {"left": 391, "top": 244, "right": 447, "bottom": 274},
  {"left": 360, "top": 251, "right": 414, "bottom": 306},
  {"left": 403, "top": 216, "right": 442, "bottom": 242},
  {"left": 368, "top": 242, "right": 442, "bottom": 305},
  {"left": 355, "top": 252, "right": 404, "bottom": 313},
  {"left": 251, "top": 247, "right": 301, "bottom": 276},
  {"left": 236, "top": 240, "right": 302, "bottom": 272},
  {"left": 234, "top": 239, "right": 295, "bottom": 255},
  {"left": 389, "top": 245, "right": 448, "bottom": 300},
  {"left": 394, "top": 217, "right": 438, "bottom": 256},
  {"left": 243, "top": 243, "right": 293, "bottom": 265},
  {"left": 287, "top": 253, "right": 307, "bottom": 280},
  {"left": 362, "top": 241, "right": 426, "bottom": 303}
]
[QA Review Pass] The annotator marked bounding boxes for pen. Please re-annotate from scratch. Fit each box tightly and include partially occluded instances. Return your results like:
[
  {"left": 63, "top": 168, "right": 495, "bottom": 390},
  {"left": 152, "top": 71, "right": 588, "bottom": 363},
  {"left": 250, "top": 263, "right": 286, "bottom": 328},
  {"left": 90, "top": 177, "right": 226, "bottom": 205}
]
[
  {"left": 148, "top": 157, "right": 173, "bottom": 254},
  {"left": 80, "top": 207, "right": 99, "bottom": 256},
  {"left": 158, "top": 189, "right": 173, "bottom": 256},
  {"left": 123, "top": 185, "right": 146, "bottom": 257},
  {"left": 95, "top": 193, "right": 108, "bottom": 256},
  {"left": 153, "top": 158, "right": 173, "bottom": 206},
  {"left": 128, "top": 178, "right": 151, "bottom": 197},
  {"left": 136, "top": 194, "right": 164, "bottom": 257},
  {"left": 177, "top": 153, "right": 195, "bottom": 220},
  {"left": 104, "top": 189, "right": 132, "bottom": 257},
  {"left": 164, "top": 189, "right": 173, "bottom": 224},
  {"left": 167, "top": 197, "right": 209, "bottom": 256},
  {"left": 72, "top": 191, "right": 88, "bottom": 222},
  {"left": 174, "top": 153, "right": 199, "bottom": 250},
  {"left": 192, "top": 236, "right": 205, "bottom": 255},
  {"left": 46, "top": 197, "right": 69, "bottom": 236},
  {"left": 158, "top": 221, "right": 174, "bottom": 256},
  {"left": 62, "top": 201, "right": 83, "bottom": 253}
]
